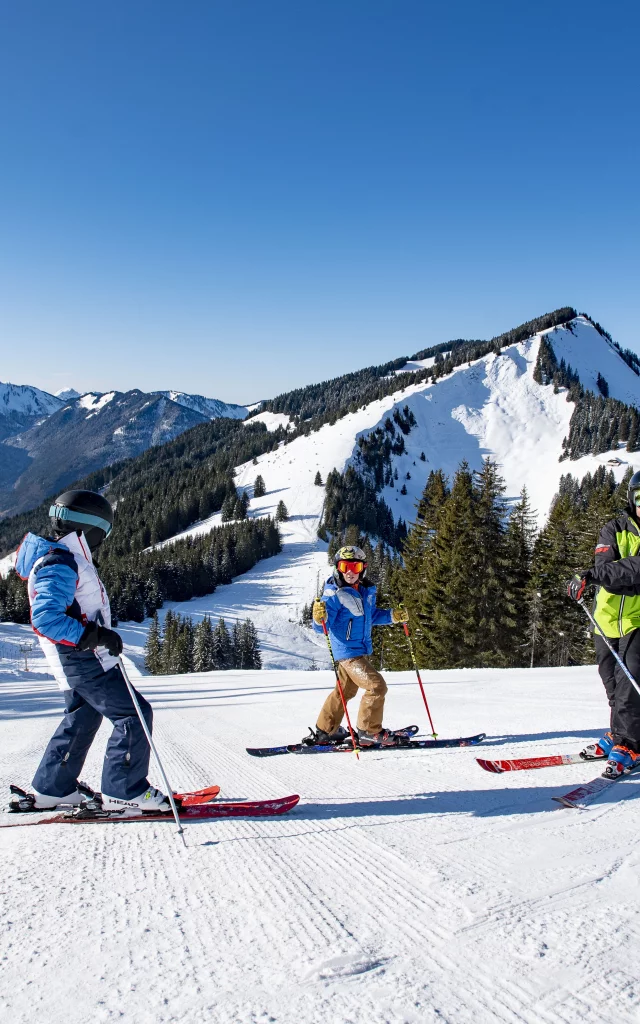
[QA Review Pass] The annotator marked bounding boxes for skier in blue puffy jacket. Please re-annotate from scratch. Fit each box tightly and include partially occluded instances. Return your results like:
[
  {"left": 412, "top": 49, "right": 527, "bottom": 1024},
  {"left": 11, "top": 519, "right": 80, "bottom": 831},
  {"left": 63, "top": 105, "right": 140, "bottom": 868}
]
[
  {"left": 312, "top": 546, "right": 409, "bottom": 746},
  {"left": 15, "top": 490, "right": 169, "bottom": 812}
]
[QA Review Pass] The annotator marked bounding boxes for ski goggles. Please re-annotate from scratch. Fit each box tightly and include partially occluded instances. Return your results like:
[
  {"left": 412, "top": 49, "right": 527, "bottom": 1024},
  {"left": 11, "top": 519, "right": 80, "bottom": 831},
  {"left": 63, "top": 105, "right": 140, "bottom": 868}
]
[
  {"left": 337, "top": 559, "right": 365, "bottom": 575},
  {"left": 633, "top": 490, "right": 640, "bottom": 507},
  {"left": 49, "top": 505, "right": 113, "bottom": 538}
]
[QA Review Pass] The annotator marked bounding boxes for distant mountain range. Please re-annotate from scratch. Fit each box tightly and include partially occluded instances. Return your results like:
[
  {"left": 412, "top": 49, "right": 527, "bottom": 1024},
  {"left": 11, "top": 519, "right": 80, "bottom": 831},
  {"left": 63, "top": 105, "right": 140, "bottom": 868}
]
[{"left": 0, "top": 384, "right": 249, "bottom": 517}]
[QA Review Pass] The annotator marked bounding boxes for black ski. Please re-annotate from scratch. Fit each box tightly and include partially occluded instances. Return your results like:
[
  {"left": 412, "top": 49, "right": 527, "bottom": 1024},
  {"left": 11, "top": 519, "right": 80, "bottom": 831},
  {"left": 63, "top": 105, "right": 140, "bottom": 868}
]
[{"left": 247, "top": 732, "right": 486, "bottom": 757}]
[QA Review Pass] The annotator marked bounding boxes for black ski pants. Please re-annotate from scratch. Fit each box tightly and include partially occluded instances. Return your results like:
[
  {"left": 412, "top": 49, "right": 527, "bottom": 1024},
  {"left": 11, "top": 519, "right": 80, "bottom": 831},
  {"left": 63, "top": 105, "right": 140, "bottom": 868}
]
[{"left": 595, "top": 630, "right": 640, "bottom": 752}]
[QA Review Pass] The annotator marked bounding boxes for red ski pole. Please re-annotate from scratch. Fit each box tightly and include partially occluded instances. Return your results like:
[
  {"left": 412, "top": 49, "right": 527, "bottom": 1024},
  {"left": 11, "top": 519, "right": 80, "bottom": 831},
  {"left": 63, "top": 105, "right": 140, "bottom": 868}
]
[
  {"left": 402, "top": 622, "right": 438, "bottom": 738},
  {"left": 322, "top": 621, "right": 360, "bottom": 759}
]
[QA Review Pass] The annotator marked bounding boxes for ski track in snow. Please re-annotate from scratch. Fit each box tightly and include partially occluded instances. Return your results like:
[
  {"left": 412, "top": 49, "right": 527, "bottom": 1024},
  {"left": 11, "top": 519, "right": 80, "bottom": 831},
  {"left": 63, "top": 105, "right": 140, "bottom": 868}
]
[{"left": 2, "top": 642, "right": 640, "bottom": 1023}]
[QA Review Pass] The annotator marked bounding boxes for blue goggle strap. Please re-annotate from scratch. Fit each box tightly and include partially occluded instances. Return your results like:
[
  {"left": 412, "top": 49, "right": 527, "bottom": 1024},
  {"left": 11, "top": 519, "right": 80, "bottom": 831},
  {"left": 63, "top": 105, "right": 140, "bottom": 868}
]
[{"left": 49, "top": 505, "right": 112, "bottom": 537}]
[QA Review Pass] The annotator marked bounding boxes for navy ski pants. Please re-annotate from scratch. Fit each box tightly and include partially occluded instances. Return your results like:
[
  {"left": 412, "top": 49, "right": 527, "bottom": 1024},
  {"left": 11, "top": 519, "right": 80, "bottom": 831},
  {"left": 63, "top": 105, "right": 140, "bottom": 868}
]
[{"left": 32, "top": 664, "right": 153, "bottom": 800}]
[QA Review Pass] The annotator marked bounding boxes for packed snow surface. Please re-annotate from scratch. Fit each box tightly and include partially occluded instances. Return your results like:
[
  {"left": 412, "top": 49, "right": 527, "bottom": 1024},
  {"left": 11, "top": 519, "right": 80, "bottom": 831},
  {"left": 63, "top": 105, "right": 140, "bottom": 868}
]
[{"left": 1, "top": 630, "right": 639, "bottom": 1024}]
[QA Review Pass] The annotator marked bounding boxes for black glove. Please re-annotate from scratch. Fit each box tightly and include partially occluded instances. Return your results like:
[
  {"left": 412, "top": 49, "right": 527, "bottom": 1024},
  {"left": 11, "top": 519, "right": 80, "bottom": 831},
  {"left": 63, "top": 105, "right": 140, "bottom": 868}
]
[
  {"left": 77, "top": 621, "right": 123, "bottom": 657},
  {"left": 566, "top": 571, "right": 593, "bottom": 603}
]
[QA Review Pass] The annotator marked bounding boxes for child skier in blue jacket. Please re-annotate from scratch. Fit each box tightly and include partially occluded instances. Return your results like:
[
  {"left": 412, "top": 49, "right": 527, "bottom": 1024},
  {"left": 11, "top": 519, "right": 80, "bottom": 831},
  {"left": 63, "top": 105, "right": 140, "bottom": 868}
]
[
  {"left": 14, "top": 489, "right": 169, "bottom": 813},
  {"left": 312, "top": 546, "right": 408, "bottom": 746}
]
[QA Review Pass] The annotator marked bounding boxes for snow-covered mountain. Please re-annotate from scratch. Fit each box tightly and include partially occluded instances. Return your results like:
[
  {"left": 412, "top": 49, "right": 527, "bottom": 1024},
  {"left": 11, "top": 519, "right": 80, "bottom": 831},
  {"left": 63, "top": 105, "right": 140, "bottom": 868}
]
[
  {"left": 118, "top": 315, "right": 640, "bottom": 670},
  {"left": 0, "top": 391, "right": 208, "bottom": 517},
  {"left": 0, "top": 382, "right": 63, "bottom": 442},
  {"left": 154, "top": 390, "right": 248, "bottom": 420},
  {"left": 54, "top": 387, "right": 81, "bottom": 401}
]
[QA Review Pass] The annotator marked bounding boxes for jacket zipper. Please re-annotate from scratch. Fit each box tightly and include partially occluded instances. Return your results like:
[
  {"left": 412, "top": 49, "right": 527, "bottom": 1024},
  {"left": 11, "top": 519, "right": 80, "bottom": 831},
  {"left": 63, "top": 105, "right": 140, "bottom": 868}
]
[{"left": 346, "top": 619, "right": 352, "bottom": 641}]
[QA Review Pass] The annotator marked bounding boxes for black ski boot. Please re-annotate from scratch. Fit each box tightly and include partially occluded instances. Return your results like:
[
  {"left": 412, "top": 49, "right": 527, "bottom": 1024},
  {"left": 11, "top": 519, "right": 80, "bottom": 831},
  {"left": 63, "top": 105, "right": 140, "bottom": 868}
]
[{"left": 302, "top": 726, "right": 350, "bottom": 747}]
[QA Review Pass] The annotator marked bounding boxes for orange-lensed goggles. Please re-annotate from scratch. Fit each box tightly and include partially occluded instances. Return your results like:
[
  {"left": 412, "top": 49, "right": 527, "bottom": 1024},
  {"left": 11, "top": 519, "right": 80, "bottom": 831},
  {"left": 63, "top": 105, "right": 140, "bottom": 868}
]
[{"left": 337, "top": 560, "right": 365, "bottom": 575}]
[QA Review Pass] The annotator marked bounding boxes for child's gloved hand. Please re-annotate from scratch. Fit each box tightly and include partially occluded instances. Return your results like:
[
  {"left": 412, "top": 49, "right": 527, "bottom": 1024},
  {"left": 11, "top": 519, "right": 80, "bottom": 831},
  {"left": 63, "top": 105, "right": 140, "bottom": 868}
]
[
  {"left": 312, "top": 600, "right": 327, "bottom": 624},
  {"left": 391, "top": 607, "right": 409, "bottom": 624}
]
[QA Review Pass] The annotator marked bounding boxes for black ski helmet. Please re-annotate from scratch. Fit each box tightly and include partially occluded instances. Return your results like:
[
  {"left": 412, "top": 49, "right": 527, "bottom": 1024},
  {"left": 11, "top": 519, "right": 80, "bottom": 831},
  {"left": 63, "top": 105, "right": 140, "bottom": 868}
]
[
  {"left": 49, "top": 490, "right": 114, "bottom": 551},
  {"left": 628, "top": 471, "right": 640, "bottom": 510}
]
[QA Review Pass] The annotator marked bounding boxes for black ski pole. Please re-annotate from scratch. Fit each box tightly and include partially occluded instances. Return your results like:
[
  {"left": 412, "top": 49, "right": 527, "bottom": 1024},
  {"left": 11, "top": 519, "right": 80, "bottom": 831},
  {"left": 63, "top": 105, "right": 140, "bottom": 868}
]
[
  {"left": 578, "top": 600, "right": 640, "bottom": 699},
  {"left": 118, "top": 656, "right": 186, "bottom": 841}
]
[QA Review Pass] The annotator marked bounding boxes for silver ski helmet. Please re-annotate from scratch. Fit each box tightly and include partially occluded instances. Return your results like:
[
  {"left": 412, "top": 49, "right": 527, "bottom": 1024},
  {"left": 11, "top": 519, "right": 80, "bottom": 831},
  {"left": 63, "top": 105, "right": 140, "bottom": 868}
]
[
  {"left": 49, "top": 489, "right": 114, "bottom": 551},
  {"left": 334, "top": 545, "right": 367, "bottom": 580},
  {"left": 628, "top": 471, "right": 640, "bottom": 511}
]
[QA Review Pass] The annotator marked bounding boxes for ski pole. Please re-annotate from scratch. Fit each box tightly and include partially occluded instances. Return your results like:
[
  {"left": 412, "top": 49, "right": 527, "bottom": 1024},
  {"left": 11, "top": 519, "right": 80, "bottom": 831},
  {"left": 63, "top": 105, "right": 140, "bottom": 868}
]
[
  {"left": 402, "top": 622, "right": 438, "bottom": 738},
  {"left": 118, "top": 656, "right": 186, "bottom": 841},
  {"left": 321, "top": 621, "right": 360, "bottom": 759},
  {"left": 578, "top": 600, "right": 640, "bottom": 699}
]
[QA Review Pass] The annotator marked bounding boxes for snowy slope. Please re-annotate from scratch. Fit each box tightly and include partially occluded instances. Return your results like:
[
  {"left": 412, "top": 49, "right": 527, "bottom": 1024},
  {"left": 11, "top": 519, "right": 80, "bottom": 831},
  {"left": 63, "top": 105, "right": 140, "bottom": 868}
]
[
  {"left": 2, "top": 644, "right": 640, "bottom": 1024},
  {"left": 122, "top": 316, "right": 640, "bottom": 669}
]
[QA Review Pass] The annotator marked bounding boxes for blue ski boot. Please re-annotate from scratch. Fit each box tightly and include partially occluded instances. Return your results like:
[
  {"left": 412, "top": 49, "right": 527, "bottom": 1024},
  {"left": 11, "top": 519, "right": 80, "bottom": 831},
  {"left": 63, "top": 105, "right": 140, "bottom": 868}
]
[
  {"left": 602, "top": 744, "right": 640, "bottom": 779},
  {"left": 580, "top": 731, "right": 613, "bottom": 761}
]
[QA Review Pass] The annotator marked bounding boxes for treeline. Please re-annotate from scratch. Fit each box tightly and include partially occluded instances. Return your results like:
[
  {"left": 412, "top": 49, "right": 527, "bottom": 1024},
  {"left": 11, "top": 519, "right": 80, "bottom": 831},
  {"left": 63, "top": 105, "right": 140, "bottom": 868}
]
[
  {"left": 145, "top": 610, "right": 261, "bottom": 674},
  {"left": 248, "top": 308, "right": 576, "bottom": 431},
  {"left": 0, "top": 417, "right": 287, "bottom": 558},
  {"left": 531, "top": 330, "right": 640, "bottom": 460},
  {"left": 99, "top": 518, "right": 281, "bottom": 623},
  {"left": 320, "top": 466, "right": 407, "bottom": 551},
  {"left": 319, "top": 460, "right": 631, "bottom": 672},
  {"left": 561, "top": 392, "right": 640, "bottom": 458},
  {"left": 0, "top": 517, "right": 280, "bottom": 626},
  {"left": 352, "top": 406, "right": 417, "bottom": 490}
]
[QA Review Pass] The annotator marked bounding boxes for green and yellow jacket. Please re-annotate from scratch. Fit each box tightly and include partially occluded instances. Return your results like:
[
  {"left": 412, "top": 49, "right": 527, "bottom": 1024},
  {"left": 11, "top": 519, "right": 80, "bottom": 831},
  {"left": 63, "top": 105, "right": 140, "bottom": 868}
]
[{"left": 592, "top": 510, "right": 640, "bottom": 637}]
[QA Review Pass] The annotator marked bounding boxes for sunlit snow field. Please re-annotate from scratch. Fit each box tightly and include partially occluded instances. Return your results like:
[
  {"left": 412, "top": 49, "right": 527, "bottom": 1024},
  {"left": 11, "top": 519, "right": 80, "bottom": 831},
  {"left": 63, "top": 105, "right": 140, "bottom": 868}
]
[{"left": 1, "top": 625, "right": 640, "bottom": 1024}]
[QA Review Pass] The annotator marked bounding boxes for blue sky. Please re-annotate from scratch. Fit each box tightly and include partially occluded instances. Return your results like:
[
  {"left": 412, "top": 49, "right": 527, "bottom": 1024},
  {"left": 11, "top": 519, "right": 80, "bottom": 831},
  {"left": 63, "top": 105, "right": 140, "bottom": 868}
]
[{"left": 0, "top": 1, "right": 638, "bottom": 403}]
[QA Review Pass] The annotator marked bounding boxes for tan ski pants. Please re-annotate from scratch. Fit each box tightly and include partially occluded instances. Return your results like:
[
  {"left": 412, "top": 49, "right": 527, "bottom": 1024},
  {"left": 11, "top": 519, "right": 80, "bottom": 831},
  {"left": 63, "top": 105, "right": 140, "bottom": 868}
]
[{"left": 316, "top": 656, "right": 388, "bottom": 734}]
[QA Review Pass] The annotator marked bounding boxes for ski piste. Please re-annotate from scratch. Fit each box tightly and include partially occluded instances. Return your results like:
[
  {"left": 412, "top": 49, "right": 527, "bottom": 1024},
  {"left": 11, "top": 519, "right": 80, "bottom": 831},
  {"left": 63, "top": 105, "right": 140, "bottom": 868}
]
[
  {"left": 247, "top": 732, "right": 486, "bottom": 757},
  {"left": 1, "top": 793, "right": 300, "bottom": 828},
  {"left": 7, "top": 782, "right": 221, "bottom": 812},
  {"left": 553, "top": 765, "right": 640, "bottom": 809},
  {"left": 476, "top": 752, "right": 600, "bottom": 774}
]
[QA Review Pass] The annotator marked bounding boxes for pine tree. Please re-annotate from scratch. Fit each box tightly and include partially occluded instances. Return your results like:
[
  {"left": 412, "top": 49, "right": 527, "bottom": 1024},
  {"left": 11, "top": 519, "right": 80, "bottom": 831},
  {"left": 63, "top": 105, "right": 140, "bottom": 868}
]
[
  {"left": 275, "top": 500, "right": 289, "bottom": 522},
  {"left": 503, "top": 487, "right": 537, "bottom": 666},
  {"left": 529, "top": 495, "right": 586, "bottom": 666},
  {"left": 314, "top": 471, "right": 323, "bottom": 486},
  {"left": 212, "top": 618, "right": 233, "bottom": 669},
  {"left": 145, "top": 611, "right": 163, "bottom": 674},
  {"left": 470, "top": 459, "right": 512, "bottom": 667},
  {"left": 254, "top": 474, "right": 266, "bottom": 497},
  {"left": 415, "top": 462, "right": 478, "bottom": 668},
  {"left": 193, "top": 616, "right": 215, "bottom": 672}
]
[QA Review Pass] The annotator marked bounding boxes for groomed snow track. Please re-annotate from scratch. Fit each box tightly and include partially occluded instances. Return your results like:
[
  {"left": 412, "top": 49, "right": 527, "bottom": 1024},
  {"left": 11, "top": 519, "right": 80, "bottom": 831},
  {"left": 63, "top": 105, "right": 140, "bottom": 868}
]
[{"left": 2, "top": 657, "right": 640, "bottom": 1022}]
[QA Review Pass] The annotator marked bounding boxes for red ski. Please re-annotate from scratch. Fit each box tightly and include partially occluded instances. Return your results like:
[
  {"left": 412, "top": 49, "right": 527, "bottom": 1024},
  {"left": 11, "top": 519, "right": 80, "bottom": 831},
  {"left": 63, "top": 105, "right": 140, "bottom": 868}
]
[
  {"left": 176, "top": 785, "right": 220, "bottom": 806},
  {"left": 477, "top": 753, "right": 590, "bottom": 774},
  {"left": 1, "top": 794, "right": 299, "bottom": 827}
]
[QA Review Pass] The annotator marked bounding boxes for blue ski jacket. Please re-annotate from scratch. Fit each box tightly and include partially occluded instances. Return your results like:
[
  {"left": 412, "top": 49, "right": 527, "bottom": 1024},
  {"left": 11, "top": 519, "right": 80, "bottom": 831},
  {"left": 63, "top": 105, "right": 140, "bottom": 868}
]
[
  {"left": 313, "top": 575, "right": 393, "bottom": 661},
  {"left": 15, "top": 531, "right": 118, "bottom": 690}
]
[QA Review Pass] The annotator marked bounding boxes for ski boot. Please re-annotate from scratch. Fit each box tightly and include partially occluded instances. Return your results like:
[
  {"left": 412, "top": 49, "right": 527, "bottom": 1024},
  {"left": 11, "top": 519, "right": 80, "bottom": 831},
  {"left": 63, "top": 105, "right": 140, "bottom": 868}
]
[
  {"left": 580, "top": 731, "right": 613, "bottom": 761},
  {"left": 8, "top": 784, "right": 87, "bottom": 813},
  {"left": 602, "top": 745, "right": 640, "bottom": 779},
  {"left": 357, "top": 727, "right": 405, "bottom": 748},
  {"left": 302, "top": 725, "right": 350, "bottom": 747},
  {"left": 101, "top": 786, "right": 170, "bottom": 812}
]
